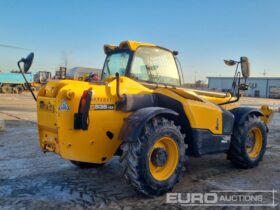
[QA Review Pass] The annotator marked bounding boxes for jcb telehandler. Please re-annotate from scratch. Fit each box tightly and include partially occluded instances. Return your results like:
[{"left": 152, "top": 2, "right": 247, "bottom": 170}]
[{"left": 18, "top": 41, "right": 273, "bottom": 196}]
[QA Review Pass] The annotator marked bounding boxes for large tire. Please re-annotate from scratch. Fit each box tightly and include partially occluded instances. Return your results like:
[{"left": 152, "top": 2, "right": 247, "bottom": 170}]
[
  {"left": 227, "top": 115, "right": 267, "bottom": 169},
  {"left": 1, "top": 84, "right": 12, "bottom": 94},
  {"left": 70, "top": 160, "right": 105, "bottom": 169},
  {"left": 14, "top": 85, "right": 24, "bottom": 94},
  {"left": 120, "top": 117, "right": 186, "bottom": 196}
]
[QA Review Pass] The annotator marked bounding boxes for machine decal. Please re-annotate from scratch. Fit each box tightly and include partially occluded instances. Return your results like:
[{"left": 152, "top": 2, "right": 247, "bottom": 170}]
[
  {"left": 39, "top": 101, "right": 55, "bottom": 112},
  {"left": 221, "top": 135, "right": 231, "bottom": 143},
  {"left": 59, "top": 100, "right": 70, "bottom": 111},
  {"left": 92, "top": 104, "right": 114, "bottom": 110}
]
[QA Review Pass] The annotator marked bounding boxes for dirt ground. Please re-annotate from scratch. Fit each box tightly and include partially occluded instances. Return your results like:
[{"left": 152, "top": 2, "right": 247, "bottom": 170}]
[{"left": 0, "top": 94, "right": 279, "bottom": 209}]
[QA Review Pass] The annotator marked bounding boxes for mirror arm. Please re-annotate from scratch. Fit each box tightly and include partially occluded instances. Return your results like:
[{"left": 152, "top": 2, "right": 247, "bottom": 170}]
[
  {"left": 18, "top": 61, "right": 37, "bottom": 102},
  {"left": 235, "top": 72, "right": 241, "bottom": 101},
  {"left": 219, "top": 72, "right": 241, "bottom": 106},
  {"left": 231, "top": 63, "right": 240, "bottom": 95}
]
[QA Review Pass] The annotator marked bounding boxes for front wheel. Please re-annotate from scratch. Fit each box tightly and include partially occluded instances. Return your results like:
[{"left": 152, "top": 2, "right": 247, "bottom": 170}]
[
  {"left": 1, "top": 84, "right": 12, "bottom": 94},
  {"left": 120, "top": 117, "right": 186, "bottom": 196},
  {"left": 227, "top": 115, "right": 267, "bottom": 169}
]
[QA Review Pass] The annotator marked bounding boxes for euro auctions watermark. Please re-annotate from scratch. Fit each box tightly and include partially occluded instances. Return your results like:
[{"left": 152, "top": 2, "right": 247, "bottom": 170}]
[{"left": 166, "top": 190, "right": 277, "bottom": 207}]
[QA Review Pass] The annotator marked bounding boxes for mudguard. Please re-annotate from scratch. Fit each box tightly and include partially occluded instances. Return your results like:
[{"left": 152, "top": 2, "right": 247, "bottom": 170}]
[
  {"left": 230, "top": 107, "right": 264, "bottom": 125},
  {"left": 119, "top": 107, "right": 178, "bottom": 142}
]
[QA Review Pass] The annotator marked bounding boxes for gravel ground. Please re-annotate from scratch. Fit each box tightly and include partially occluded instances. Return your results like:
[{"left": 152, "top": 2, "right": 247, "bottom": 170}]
[{"left": 0, "top": 94, "right": 279, "bottom": 209}]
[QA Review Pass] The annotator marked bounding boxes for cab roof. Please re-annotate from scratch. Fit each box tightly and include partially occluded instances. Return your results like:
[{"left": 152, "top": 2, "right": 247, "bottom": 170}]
[{"left": 104, "top": 40, "right": 173, "bottom": 54}]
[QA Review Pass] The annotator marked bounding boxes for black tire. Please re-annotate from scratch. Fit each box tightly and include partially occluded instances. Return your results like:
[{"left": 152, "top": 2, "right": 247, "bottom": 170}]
[
  {"left": 227, "top": 115, "right": 267, "bottom": 169},
  {"left": 14, "top": 85, "right": 24, "bottom": 94},
  {"left": 70, "top": 160, "right": 105, "bottom": 169},
  {"left": 1, "top": 84, "right": 12, "bottom": 94},
  {"left": 120, "top": 117, "right": 186, "bottom": 196}
]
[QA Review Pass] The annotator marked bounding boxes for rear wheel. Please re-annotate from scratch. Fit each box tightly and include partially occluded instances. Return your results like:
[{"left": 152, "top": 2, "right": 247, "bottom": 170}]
[
  {"left": 70, "top": 160, "right": 105, "bottom": 169},
  {"left": 14, "top": 85, "right": 24, "bottom": 94},
  {"left": 227, "top": 115, "right": 267, "bottom": 168},
  {"left": 120, "top": 117, "right": 185, "bottom": 196},
  {"left": 1, "top": 84, "right": 12, "bottom": 94}
]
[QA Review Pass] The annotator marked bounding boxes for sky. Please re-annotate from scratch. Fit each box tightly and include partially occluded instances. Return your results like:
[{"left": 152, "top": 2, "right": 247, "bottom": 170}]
[{"left": 0, "top": 0, "right": 279, "bottom": 83}]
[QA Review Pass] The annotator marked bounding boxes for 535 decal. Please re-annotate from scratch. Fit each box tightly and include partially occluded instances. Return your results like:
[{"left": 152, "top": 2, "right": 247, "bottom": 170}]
[{"left": 91, "top": 104, "right": 115, "bottom": 110}]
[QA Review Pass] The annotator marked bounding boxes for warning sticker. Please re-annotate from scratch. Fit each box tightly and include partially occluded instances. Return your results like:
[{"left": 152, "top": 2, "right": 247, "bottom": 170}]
[{"left": 59, "top": 100, "right": 70, "bottom": 111}]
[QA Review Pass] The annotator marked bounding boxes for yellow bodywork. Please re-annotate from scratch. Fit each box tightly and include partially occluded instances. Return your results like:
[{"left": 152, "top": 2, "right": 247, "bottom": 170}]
[
  {"left": 37, "top": 76, "right": 226, "bottom": 164},
  {"left": 104, "top": 40, "right": 156, "bottom": 54},
  {"left": 260, "top": 105, "right": 274, "bottom": 124}
]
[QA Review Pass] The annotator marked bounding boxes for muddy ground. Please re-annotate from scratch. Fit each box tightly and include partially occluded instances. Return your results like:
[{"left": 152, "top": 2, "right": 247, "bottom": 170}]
[{"left": 0, "top": 94, "right": 279, "bottom": 209}]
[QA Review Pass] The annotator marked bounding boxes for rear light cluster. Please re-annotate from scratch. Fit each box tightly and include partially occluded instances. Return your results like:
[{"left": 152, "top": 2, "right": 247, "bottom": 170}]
[{"left": 74, "top": 90, "right": 92, "bottom": 130}]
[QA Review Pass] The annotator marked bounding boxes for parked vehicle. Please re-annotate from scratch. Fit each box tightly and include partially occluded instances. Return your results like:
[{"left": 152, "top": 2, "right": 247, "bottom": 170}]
[
  {"left": 0, "top": 72, "right": 33, "bottom": 94},
  {"left": 0, "top": 70, "right": 51, "bottom": 94},
  {"left": 32, "top": 71, "right": 52, "bottom": 91}
]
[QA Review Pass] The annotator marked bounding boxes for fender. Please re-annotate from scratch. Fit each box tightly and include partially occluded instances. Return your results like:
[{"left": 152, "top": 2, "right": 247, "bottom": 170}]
[
  {"left": 230, "top": 107, "right": 264, "bottom": 125},
  {"left": 119, "top": 107, "right": 178, "bottom": 142}
]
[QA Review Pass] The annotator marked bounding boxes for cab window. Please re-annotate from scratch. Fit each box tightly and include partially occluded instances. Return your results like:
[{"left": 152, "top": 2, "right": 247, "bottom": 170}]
[
  {"left": 130, "top": 47, "right": 180, "bottom": 86},
  {"left": 102, "top": 52, "right": 130, "bottom": 78}
]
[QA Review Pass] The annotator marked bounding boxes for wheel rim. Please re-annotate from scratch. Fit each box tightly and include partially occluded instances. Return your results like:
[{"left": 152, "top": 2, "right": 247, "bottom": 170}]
[
  {"left": 149, "top": 136, "right": 179, "bottom": 181},
  {"left": 245, "top": 127, "right": 263, "bottom": 158}
]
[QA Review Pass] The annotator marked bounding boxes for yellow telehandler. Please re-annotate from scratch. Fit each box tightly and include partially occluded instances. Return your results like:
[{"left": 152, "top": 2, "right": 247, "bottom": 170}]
[{"left": 18, "top": 41, "right": 273, "bottom": 196}]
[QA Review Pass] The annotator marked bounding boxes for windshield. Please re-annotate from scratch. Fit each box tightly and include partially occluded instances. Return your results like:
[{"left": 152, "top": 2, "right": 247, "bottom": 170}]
[
  {"left": 130, "top": 47, "right": 180, "bottom": 86},
  {"left": 102, "top": 51, "right": 130, "bottom": 79}
]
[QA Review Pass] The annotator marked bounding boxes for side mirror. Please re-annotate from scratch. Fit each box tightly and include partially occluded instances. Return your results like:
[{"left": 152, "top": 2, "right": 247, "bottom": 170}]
[
  {"left": 224, "top": 60, "right": 237, "bottom": 66},
  {"left": 240, "top": 56, "right": 250, "bottom": 79},
  {"left": 21, "top": 52, "right": 34, "bottom": 73},
  {"left": 17, "top": 52, "right": 37, "bottom": 102}
]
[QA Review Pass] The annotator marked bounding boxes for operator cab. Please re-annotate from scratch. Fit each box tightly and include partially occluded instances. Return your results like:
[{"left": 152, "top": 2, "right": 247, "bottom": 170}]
[
  {"left": 101, "top": 41, "right": 251, "bottom": 106},
  {"left": 102, "top": 41, "right": 182, "bottom": 87}
]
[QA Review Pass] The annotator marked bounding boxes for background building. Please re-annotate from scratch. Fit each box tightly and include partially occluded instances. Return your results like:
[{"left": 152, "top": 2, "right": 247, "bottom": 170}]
[{"left": 208, "top": 77, "right": 280, "bottom": 99}]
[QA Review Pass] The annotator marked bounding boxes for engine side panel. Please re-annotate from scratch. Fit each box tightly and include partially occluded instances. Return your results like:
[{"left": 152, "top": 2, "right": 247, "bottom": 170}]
[{"left": 154, "top": 88, "right": 224, "bottom": 135}]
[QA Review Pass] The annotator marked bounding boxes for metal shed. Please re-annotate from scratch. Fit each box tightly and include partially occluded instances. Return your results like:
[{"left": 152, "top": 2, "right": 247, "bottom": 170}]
[{"left": 208, "top": 77, "right": 280, "bottom": 98}]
